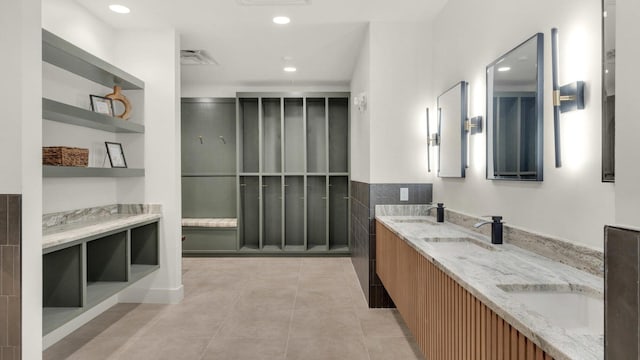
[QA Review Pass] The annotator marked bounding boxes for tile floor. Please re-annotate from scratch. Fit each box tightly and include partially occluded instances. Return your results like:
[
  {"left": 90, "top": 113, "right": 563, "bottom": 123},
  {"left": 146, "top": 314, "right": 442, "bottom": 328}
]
[{"left": 44, "top": 257, "right": 423, "bottom": 360}]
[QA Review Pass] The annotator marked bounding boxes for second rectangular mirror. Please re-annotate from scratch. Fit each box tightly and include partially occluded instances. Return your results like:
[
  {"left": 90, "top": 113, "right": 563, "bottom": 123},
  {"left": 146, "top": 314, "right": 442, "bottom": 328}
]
[
  {"left": 486, "top": 33, "right": 544, "bottom": 181},
  {"left": 437, "top": 81, "right": 468, "bottom": 178}
]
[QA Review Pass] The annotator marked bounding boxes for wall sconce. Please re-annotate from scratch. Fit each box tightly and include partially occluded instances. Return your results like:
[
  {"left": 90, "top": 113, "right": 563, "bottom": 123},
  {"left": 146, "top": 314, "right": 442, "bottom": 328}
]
[
  {"left": 465, "top": 116, "right": 483, "bottom": 135},
  {"left": 551, "top": 27, "right": 586, "bottom": 168},
  {"left": 353, "top": 92, "right": 367, "bottom": 112}
]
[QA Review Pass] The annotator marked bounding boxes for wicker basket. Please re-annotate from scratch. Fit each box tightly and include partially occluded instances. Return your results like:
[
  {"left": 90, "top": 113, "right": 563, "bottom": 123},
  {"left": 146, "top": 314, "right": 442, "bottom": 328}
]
[{"left": 43, "top": 147, "right": 89, "bottom": 167}]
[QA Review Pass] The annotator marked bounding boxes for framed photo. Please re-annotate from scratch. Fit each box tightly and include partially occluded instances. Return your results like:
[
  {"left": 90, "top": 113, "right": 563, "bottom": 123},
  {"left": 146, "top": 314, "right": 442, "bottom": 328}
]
[
  {"left": 105, "top": 142, "right": 127, "bottom": 168},
  {"left": 90, "top": 95, "right": 115, "bottom": 116}
]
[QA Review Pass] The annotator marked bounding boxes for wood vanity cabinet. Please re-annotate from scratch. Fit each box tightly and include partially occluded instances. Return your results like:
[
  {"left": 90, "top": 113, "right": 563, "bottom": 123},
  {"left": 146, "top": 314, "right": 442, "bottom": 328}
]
[{"left": 376, "top": 222, "right": 554, "bottom": 360}]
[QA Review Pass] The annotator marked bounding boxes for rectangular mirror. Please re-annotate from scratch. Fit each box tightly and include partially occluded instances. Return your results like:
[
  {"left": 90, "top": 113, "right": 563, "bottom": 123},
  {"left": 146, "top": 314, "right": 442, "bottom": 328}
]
[
  {"left": 486, "top": 33, "right": 544, "bottom": 181},
  {"left": 437, "top": 81, "right": 468, "bottom": 178},
  {"left": 602, "top": 0, "right": 615, "bottom": 182}
]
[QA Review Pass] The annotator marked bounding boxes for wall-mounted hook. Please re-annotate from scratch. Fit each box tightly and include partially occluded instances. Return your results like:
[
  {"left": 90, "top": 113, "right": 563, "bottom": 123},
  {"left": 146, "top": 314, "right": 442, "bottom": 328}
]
[
  {"left": 198, "top": 136, "right": 204, "bottom": 144},
  {"left": 219, "top": 136, "right": 226, "bottom": 144}
]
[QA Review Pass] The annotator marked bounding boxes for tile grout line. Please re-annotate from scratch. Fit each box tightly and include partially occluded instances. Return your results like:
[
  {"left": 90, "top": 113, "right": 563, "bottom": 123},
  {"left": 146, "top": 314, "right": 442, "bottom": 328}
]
[
  {"left": 282, "top": 259, "right": 302, "bottom": 359},
  {"left": 196, "top": 272, "right": 247, "bottom": 360}
]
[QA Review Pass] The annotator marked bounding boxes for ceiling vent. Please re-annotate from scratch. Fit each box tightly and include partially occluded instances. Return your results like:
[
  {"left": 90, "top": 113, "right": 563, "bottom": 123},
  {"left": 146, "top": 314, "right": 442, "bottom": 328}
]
[
  {"left": 180, "top": 50, "right": 219, "bottom": 65},
  {"left": 237, "top": 0, "right": 311, "bottom": 5}
]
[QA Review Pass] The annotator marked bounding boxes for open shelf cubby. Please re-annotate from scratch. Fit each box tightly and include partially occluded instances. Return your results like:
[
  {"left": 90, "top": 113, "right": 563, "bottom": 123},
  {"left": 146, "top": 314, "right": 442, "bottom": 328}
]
[
  {"left": 42, "top": 220, "right": 159, "bottom": 336},
  {"left": 262, "top": 176, "right": 283, "bottom": 250},
  {"left": 239, "top": 176, "right": 260, "bottom": 249},
  {"left": 307, "top": 176, "right": 327, "bottom": 251},
  {"left": 284, "top": 176, "right": 305, "bottom": 249}
]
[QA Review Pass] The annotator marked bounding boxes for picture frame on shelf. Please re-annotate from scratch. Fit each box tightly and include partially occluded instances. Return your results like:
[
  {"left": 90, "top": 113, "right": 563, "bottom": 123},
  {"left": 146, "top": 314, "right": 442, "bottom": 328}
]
[
  {"left": 90, "top": 95, "right": 115, "bottom": 116},
  {"left": 105, "top": 142, "right": 127, "bottom": 168}
]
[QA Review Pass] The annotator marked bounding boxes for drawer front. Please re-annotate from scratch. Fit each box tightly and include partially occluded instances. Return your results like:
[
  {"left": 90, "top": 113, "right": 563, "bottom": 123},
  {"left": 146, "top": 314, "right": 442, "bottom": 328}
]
[{"left": 182, "top": 228, "right": 237, "bottom": 251}]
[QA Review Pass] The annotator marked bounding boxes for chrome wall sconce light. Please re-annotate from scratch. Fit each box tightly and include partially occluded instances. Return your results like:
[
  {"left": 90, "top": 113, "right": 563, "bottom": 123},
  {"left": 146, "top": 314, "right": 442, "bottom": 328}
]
[
  {"left": 426, "top": 108, "right": 439, "bottom": 172},
  {"left": 465, "top": 116, "right": 483, "bottom": 135},
  {"left": 551, "top": 27, "right": 586, "bottom": 168}
]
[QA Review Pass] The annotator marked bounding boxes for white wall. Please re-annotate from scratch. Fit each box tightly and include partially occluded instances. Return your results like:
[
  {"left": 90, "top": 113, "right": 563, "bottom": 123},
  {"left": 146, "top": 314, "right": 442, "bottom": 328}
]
[
  {"left": 42, "top": 0, "right": 183, "bottom": 308},
  {"left": 614, "top": 0, "right": 640, "bottom": 228},
  {"left": 368, "top": 21, "right": 432, "bottom": 183},
  {"left": 350, "top": 25, "right": 371, "bottom": 183},
  {"left": 115, "top": 29, "right": 184, "bottom": 303},
  {"left": 0, "top": 0, "right": 43, "bottom": 358},
  {"left": 429, "top": 0, "right": 614, "bottom": 249},
  {"left": 41, "top": 0, "right": 114, "bottom": 62},
  {"left": 42, "top": 0, "right": 122, "bottom": 213}
]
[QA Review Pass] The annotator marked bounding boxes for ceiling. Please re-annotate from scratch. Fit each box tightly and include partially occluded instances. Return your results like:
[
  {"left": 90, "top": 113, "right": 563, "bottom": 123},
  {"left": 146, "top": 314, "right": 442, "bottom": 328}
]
[{"left": 74, "top": 0, "right": 448, "bottom": 87}]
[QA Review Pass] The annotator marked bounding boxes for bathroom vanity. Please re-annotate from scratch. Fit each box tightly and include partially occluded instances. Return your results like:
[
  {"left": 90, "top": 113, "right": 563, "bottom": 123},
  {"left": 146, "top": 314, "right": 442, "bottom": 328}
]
[{"left": 375, "top": 206, "right": 603, "bottom": 360}]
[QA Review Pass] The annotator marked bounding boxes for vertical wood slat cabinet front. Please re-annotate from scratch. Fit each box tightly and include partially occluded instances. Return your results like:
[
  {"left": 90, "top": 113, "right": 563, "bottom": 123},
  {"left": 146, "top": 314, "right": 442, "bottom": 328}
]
[{"left": 375, "top": 222, "right": 555, "bottom": 360}]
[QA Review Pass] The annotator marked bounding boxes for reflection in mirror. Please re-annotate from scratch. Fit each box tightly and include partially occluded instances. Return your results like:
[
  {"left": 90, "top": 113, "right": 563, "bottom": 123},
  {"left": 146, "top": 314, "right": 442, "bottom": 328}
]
[
  {"left": 486, "top": 33, "right": 544, "bottom": 181},
  {"left": 602, "top": 0, "right": 615, "bottom": 182},
  {"left": 437, "top": 82, "right": 468, "bottom": 178}
]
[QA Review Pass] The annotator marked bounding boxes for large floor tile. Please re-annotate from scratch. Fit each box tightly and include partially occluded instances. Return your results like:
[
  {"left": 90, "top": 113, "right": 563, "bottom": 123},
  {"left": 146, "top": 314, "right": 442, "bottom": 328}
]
[
  {"left": 357, "top": 309, "right": 412, "bottom": 337},
  {"left": 290, "top": 309, "right": 363, "bottom": 339},
  {"left": 201, "top": 337, "right": 287, "bottom": 360},
  {"left": 113, "top": 336, "right": 210, "bottom": 360},
  {"left": 285, "top": 337, "right": 370, "bottom": 360},
  {"left": 365, "top": 336, "right": 424, "bottom": 360},
  {"left": 216, "top": 309, "right": 293, "bottom": 339}
]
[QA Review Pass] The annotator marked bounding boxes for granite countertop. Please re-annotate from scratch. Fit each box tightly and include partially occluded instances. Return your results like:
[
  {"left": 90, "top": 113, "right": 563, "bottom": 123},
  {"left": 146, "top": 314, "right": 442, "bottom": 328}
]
[
  {"left": 43, "top": 213, "right": 161, "bottom": 250},
  {"left": 376, "top": 215, "right": 603, "bottom": 360}
]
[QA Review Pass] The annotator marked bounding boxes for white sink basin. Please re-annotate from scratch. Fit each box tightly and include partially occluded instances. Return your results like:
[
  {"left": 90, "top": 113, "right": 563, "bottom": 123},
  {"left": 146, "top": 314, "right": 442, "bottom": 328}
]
[
  {"left": 423, "top": 237, "right": 497, "bottom": 251},
  {"left": 392, "top": 218, "right": 438, "bottom": 224},
  {"left": 497, "top": 284, "right": 603, "bottom": 334}
]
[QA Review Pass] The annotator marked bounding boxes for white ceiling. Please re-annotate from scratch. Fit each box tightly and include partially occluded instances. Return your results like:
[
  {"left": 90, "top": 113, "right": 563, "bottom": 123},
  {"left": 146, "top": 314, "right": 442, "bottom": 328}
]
[{"left": 74, "top": 0, "right": 448, "bottom": 87}]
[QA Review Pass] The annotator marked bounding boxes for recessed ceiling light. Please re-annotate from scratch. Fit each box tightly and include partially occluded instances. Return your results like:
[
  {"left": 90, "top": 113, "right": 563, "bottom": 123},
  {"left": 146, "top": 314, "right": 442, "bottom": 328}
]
[
  {"left": 273, "top": 16, "right": 291, "bottom": 25},
  {"left": 284, "top": 66, "right": 297, "bottom": 72},
  {"left": 497, "top": 67, "right": 511, "bottom": 72},
  {"left": 109, "top": 4, "right": 130, "bottom": 14}
]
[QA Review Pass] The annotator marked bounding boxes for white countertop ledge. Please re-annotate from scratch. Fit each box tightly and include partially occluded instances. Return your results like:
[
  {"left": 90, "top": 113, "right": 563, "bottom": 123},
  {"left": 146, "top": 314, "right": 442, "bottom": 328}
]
[
  {"left": 43, "top": 213, "right": 161, "bottom": 250},
  {"left": 376, "top": 215, "right": 603, "bottom": 360}
]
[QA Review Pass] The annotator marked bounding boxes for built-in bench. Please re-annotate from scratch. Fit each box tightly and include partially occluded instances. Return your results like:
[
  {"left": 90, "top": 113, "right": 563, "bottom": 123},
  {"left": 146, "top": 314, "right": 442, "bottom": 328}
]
[
  {"left": 181, "top": 218, "right": 237, "bottom": 228},
  {"left": 181, "top": 218, "right": 238, "bottom": 253}
]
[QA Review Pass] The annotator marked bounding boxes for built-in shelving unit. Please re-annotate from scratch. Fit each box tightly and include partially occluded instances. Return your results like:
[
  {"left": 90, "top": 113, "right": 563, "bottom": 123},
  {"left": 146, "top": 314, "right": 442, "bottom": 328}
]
[
  {"left": 43, "top": 220, "right": 159, "bottom": 336},
  {"left": 180, "top": 93, "right": 350, "bottom": 256},
  {"left": 235, "top": 93, "right": 351, "bottom": 255},
  {"left": 41, "top": 29, "right": 145, "bottom": 178}
]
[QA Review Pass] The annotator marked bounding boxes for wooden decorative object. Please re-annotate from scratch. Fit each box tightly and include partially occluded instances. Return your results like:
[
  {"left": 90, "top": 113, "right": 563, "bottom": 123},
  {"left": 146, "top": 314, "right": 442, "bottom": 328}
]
[
  {"left": 105, "top": 86, "right": 132, "bottom": 120},
  {"left": 43, "top": 147, "right": 89, "bottom": 167}
]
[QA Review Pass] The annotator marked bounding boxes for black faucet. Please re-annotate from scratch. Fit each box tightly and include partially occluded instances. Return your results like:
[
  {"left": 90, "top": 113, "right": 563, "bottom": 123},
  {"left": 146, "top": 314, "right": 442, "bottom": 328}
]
[
  {"left": 426, "top": 203, "right": 445, "bottom": 223},
  {"left": 473, "top": 216, "right": 503, "bottom": 244}
]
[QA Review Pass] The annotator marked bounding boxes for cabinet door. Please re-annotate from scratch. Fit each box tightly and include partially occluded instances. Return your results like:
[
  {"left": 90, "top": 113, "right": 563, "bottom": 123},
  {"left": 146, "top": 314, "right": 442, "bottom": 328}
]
[{"left": 181, "top": 100, "right": 236, "bottom": 174}]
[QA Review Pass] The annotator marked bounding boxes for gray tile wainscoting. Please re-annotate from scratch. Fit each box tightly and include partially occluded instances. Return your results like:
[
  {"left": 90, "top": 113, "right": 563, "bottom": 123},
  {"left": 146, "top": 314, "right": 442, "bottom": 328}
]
[
  {"left": 0, "top": 195, "right": 21, "bottom": 360},
  {"left": 350, "top": 181, "right": 432, "bottom": 308},
  {"left": 605, "top": 225, "right": 639, "bottom": 360}
]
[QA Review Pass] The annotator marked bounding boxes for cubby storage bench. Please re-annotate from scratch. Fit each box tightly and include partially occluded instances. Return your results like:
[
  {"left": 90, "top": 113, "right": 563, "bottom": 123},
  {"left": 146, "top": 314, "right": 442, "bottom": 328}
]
[
  {"left": 182, "top": 218, "right": 238, "bottom": 253},
  {"left": 42, "top": 212, "right": 160, "bottom": 337}
]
